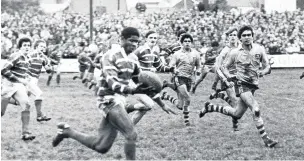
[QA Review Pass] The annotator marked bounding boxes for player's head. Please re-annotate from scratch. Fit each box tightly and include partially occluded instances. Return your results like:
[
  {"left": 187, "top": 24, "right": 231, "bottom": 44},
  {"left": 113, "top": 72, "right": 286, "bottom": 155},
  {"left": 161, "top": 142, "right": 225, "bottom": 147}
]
[
  {"left": 180, "top": 33, "right": 193, "bottom": 50},
  {"left": 145, "top": 31, "right": 158, "bottom": 47},
  {"left": 177, "top": 30, "right": 186, "bottom": 41},
  {"left": 88, "top": 43, "right": 99, "bottom": 56},
  {"left": 211, "top": 41, "right": 220, "bottom": 50},
  {"left": 226, "top": 27, "right": 238, "bottom": 44},
  {"left": 34, "top": 39, "right": 47, "bottom": 53},
  {"left": 17, "top": 36, "right": 32, "bottom": 54},
  {"left": 121, "top": 27, "right": 140, "bottom": 54},
  {"left": 238, "top": 25, "right": 254, "bottom": 45}
]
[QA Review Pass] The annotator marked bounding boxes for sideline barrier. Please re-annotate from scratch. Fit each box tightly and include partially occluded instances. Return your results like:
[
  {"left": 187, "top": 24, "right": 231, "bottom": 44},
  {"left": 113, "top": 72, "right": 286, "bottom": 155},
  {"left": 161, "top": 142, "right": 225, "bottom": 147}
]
[
  {"left": 269, "top": 54, "right": 304, "bottom": 68},
  {"left": 1, "top": 54, "right": 304, "bottom": 73}
]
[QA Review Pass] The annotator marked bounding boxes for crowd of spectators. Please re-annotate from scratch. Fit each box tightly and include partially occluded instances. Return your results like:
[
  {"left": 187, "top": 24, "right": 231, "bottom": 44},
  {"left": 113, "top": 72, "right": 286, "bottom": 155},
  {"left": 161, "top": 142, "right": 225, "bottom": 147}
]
[{"left": 1, "top": 0, "right": 304, "bottom": 59}]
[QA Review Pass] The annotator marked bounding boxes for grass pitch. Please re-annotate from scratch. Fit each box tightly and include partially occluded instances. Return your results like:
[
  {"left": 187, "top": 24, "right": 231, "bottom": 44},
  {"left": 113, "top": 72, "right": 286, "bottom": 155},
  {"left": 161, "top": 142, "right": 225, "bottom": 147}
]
[{"left": 1, "top": 69, "right": 304, "bottom": 160}]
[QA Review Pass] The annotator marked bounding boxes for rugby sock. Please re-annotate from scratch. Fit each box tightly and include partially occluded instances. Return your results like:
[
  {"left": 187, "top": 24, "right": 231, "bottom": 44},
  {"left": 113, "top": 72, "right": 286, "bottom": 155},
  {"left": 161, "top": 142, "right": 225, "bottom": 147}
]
[
  {"left": 35, "top": 100, "right": 43, "bottom": 117},
  {"left": 56, "top": 75, "right": 61, "bottom": 85},
  {"left": 232, "top": 117, "right": 239, "bottom": 130},
  {"left": 211, "top": 81, "right": 218, "bottom": 90},
  {"left": 161, "top": 92, "right": 178, "bottom": 105},
  {"left": 125, "top": 141, "right": 136, "bottom": 160},
  {"left": 47, "top": 75, "right": 52, "bottom": 86},
  {"left": 218, "top": 92, "right": 231, "bottom": 104},
  {"left": 183, "top": 101, "right": 190, "bottom": 126},
  {"left": 21, "top": 111, "right": 30, "bottom": 133},
  {"left": 205, "top": 102, "right": 231, "bottom": 116},
  {"left": 253, "top": 111, "right": 270, "bottom": 141}
]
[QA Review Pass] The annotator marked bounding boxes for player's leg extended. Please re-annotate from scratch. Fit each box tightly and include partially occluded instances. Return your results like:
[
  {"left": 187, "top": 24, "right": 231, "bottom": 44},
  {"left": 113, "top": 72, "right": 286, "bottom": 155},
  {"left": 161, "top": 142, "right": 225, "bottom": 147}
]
[
  {"left": 13, "top": 85, "right": 35, "bottom": 140},
  {"left": 177, "top": 84, "right": 191, "bottom": 126},
  {"left": 55, "top": 64, "right": 61, "bottom": 86},
  {"left": 52, "top": 97, "right": 124, "bottom": 154},
  {"left": 107, "top": 99, "right": 138, "bottom": 160},
  {"left": 192, "top": 67, "right": 208, "bottom": 93},
  {"left": 211, "top": 74, "right": 220, "bottom": 91},
  {"left": 28, "top": 77, "right": 51, "bottom": 122},
  {"left": 240, "top": 91, "right": 278, "bottom": 147},
  {"left": 47, "top": 67, "right": 54, "bottom": 86}
]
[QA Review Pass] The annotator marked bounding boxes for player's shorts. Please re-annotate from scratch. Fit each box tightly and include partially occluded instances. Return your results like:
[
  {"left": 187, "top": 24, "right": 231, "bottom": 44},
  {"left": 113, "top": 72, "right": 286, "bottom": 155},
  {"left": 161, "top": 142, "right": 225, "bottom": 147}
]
[
  {"left": 97, "top": 93, "right": 154, "bottom": 118},
  {"left": 174, "top": 76, "right": 192, "bottom": 92},
  {"left": 51, "top": 63, "right": 61, "bottom": 72},
  {"left": 1, "top": 78, "right": 28, "bottom": 99},
  {"left": 202, "top": 64, "right": 216, "bottom": 73},
  {"left": 27, "top": 77, "right": 43, "bottom": 100},
  {"left": 234, "top": 81, "right": 259, "bottom": 97}
]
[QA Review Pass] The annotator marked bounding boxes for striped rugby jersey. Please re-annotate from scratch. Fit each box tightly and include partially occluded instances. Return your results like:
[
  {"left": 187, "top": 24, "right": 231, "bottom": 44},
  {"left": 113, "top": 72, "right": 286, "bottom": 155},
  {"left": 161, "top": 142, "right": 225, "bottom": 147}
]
[
  {"left": 97, "top": 47, "right": 140, "bottom": 96},
  {"left": 1, "top": 51, "right": 30, "bottom": 82},
  {"left": 28, "top": 51, "right": 51, "bottom": 78},
  {"left": 134, "top": 44, "right": 171, "bottom": 72},
  {"left": 169, "top": 48, "right": 201, "bottom": 78}
]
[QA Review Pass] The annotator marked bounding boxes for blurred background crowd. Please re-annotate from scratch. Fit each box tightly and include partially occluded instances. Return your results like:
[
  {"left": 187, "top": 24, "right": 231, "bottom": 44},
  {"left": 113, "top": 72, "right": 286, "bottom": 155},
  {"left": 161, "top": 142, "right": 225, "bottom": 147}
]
[{"left": 1, "top": 0, "right": 304, "bottom": 59}]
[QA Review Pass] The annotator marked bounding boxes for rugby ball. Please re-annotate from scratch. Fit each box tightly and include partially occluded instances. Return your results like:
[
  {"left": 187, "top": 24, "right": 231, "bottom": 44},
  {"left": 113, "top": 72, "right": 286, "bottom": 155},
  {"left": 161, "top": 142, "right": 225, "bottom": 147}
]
[{"left": 138, "top": 71, "right": 163, "bottom": 93}]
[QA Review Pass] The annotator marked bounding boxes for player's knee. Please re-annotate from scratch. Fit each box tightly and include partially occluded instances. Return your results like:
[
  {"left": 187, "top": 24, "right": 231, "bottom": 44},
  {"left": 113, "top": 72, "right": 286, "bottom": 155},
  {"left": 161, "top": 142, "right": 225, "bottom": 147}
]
[
  {"left": 21, "top": 103, "right": 31, "bottom": 112},
  {"left": 125, "top": 130, "right": 137, "bottom": 142},
  {"left": 94, "top": 144, "right": 111, "bottom": 154}
]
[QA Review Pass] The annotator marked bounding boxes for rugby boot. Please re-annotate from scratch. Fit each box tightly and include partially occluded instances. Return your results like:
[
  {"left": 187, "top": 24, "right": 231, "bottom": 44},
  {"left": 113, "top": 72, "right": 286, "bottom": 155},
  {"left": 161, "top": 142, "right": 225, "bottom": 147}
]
[
  {"left": 22, "top": 132, "right": 36, "bottom": 141},
  {"left": 199, "top": 101, "right": 210, "bottom": 118}
]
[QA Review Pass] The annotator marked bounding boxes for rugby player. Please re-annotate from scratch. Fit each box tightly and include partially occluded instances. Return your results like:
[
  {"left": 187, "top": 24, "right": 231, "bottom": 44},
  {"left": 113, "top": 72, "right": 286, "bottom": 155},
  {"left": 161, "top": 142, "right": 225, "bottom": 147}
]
[
  {"left": 46, "top": 45, "right": 62, "bottom": 86},
  {"left": 199, "top": 25, "right": 279, "bottom": 148},
  {"left": 52, "top": 27, "right": 156, "bottom": 160},
  {"left": 1, "top": 37, "right": 35, "bottom": 140},
  {"left": 161, "top": 33, "right": 201, "bottom": 126}
]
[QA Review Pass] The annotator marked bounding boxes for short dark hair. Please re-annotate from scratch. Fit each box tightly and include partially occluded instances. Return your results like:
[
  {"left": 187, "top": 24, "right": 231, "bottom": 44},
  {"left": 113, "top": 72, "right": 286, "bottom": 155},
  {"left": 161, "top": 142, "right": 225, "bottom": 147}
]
[
  {"left": 17, "top": 37, "right": 32, "bottom": 49},
  {"left": 211, "top": 41, "right": 219, "bottom": 47},
  {"left": 177, "top": 30, "right": 186, "bottom": 38},
  {"left": 225, "top": 27, "right": 238, "bottom": 36},
  {"left": 237, "top": 25, "right": 254, "bottom": 39},
  {"left": 34, "top": 39, "right": 46, "bottom": 49},
  {"left": 180, "top": 33, "right": 193, "bottom": 43},
  {"left": 121, "top": 27, "right": 140, "bottom": 39},
  {"left": 145, "top": 31, "right": 156, "bottom": 38}
]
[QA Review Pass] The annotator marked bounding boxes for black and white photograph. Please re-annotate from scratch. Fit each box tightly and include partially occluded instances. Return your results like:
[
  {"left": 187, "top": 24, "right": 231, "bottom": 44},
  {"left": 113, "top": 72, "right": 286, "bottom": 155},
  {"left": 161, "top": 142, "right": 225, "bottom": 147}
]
[{"left": 1, "top": 0, "right": 304, "bottom": 160}]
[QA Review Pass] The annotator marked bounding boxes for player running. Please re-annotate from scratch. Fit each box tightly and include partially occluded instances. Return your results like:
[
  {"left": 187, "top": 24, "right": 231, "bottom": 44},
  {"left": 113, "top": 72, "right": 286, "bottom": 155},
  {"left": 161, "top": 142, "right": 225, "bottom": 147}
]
[
  {"left": 27, "top": 39, "right": 52, "bottom": 122},
  {"left": 134, "top": 31, "right": 174, "bottom": 72},
  {"left": 199, "top": 25, "right": 279, "bottom": 148},
  {"left": 52, "top": 27, "right": 159, "bottom": 160},
  {"left": 1, "top": 37, "right": 35, "bottom": 140},
  {"left": 161, "top": 33, "right": 201, "bottom": 126},
  {"left": 191, "top": 41, "right": 221, "bottom": 94},
  {"left": 46, "top": 45, "right": 62, "bottom": 86}
]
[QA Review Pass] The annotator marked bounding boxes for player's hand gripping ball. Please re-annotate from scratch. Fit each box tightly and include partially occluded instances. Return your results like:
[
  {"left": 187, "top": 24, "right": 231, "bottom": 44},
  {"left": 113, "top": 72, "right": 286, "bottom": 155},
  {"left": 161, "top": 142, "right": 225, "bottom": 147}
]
[{"left": 138, "top": 71, "right": 163, "bottom": 93}]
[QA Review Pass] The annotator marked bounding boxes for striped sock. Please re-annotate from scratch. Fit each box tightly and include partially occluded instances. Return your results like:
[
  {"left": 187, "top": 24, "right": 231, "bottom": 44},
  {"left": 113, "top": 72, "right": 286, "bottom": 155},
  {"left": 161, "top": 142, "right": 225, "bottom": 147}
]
[
  {"left": 218, "top": 92, "right": 231, "bottom": 104},
  {"left": 161, "top": 92, "right": 178, "bottom": 105},
  {"left": 183, "top": 111, "right": 190, "bottom": 126},
  {"left": 183, "top": 101, "right": 190, "bottom": 126},
  {"left": 257, "top": 124, "right": 269, "bottom": 140},
  {"left": 206, "top": 102, "right": 231, "bottom": 116}
]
